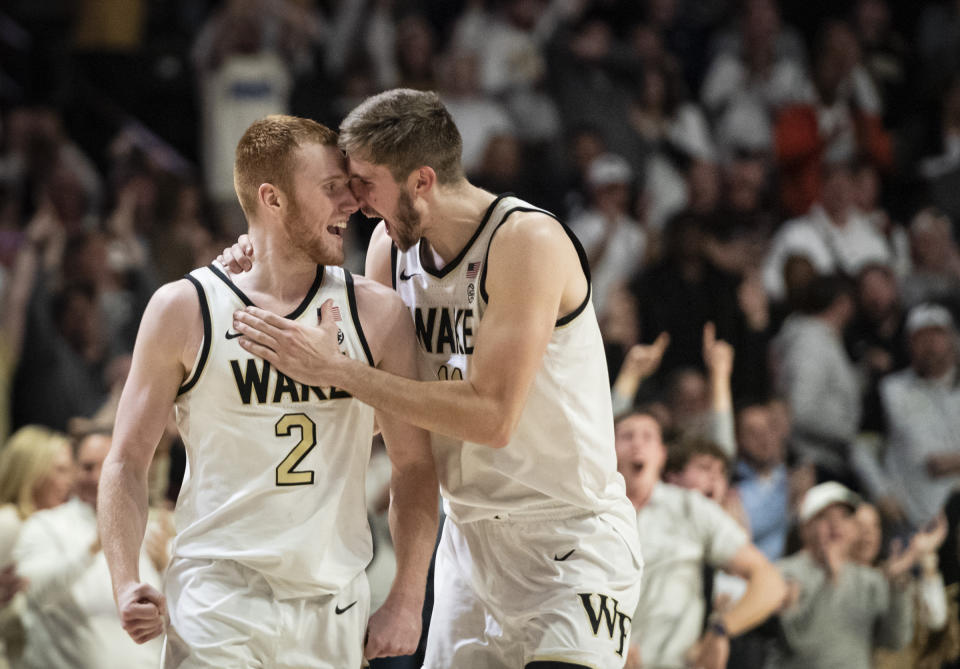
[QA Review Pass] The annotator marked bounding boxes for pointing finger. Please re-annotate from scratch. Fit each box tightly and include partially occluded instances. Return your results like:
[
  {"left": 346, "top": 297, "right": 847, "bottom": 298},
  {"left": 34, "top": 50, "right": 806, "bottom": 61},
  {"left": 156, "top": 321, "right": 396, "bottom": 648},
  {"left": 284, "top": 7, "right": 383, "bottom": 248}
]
[
  {"left": 703, "top": 321, "right": 716, "bottom": 350},
  {"left": 652, "top": 331, "right": 670, "bottom": 353}
]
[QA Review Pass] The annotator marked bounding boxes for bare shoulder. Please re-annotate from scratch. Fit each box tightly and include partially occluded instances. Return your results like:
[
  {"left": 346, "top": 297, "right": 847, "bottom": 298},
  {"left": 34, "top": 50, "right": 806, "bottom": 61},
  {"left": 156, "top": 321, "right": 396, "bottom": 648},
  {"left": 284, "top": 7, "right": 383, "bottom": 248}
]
[
  {"left": 351, "top": 273, "right": 413, "bottom": 367},
  {"left": 352, "top": 273, "right": 404, "bottom": 308},
  {"left": 487, "top": 210, "right": 586, "bottom": 314},
  {"left": 369, "top": 220, "right": 391, "bottom": 249},
  {"left": 141, "top": 279, "right": 204, "bottom": 365},
  {"left": 496, "top": 210, "right": 565, "bottom": 243},
  {"left": 364, "top": 221, "right": 394, "bottom": 287},
  {"left": 489, "top": 210, "right": 580, "bottom": 270},
  {"left": 144, "top": 279, "right": 202, "bottom": 325},
  {"left": 352, "top": 273, "right": 409, "bottom": 328}
]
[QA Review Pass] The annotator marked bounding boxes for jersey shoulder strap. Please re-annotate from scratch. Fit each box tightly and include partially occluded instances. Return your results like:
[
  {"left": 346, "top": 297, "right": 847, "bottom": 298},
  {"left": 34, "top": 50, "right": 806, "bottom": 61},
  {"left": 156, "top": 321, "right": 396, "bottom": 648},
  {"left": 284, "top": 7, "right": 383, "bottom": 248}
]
[{"left": 477, "top": 197, "right": 592, "bottom": 326}]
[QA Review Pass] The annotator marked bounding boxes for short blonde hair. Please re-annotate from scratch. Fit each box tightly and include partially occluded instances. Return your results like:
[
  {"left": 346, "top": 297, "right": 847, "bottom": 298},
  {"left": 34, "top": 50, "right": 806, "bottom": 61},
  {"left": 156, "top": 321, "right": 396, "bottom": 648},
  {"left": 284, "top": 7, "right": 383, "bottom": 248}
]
[
  {"left": 339, "top": 88, "right": 464, "bottom": 185},
  {"left": 233, "top": 115, "right": 339, "bottom": 216},
  {"left": 0, "top": 425, "right": 71, "bottom": 519}
]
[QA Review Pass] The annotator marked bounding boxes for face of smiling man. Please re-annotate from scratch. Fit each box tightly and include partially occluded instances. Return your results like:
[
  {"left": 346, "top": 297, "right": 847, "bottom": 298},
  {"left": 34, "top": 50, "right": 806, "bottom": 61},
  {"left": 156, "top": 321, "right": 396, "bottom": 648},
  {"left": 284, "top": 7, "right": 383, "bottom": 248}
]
[
  {"left": 282, "top": 143, "right": 359, "bottom": 265},
  {"left": 347, "top": 155, "right": 423, "bottom": 252}
]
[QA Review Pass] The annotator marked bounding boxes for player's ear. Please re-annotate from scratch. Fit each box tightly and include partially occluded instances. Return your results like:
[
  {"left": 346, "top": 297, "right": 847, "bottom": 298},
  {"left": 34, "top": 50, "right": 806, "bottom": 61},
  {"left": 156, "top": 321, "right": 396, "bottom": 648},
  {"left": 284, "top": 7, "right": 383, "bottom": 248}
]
[
  {"left": 258, "top": 183, "right": 282, "bottom": 212},
  {"left": 409, "top": 166, "right": 436, "bottom": 198}
]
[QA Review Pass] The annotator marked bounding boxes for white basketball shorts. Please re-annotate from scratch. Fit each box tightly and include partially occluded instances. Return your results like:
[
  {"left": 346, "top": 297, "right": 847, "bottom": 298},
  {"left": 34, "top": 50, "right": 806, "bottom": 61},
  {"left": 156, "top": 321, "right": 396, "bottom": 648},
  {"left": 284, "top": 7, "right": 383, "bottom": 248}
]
[
  {"left": 162, "top": 557, "right": 370, "bottom": 668},
  {"left": 423, "top": 508, "right": 643, "bottom": 668}
]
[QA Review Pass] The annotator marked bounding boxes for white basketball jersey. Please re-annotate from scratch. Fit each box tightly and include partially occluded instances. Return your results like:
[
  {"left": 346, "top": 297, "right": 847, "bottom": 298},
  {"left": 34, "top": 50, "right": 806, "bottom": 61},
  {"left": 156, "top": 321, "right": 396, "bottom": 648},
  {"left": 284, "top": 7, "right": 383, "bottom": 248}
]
[
  {"left": 172, "top": 264, "right": 376, "bottom": 599},
  {"left": 393, "top": 194, "right": 631, "bottom": 523}
]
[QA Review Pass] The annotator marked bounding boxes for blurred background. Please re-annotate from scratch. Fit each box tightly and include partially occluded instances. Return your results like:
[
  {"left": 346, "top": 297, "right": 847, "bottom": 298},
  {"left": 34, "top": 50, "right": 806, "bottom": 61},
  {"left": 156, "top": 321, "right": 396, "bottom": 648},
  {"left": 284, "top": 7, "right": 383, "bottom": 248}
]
[
  {"left": 5, "top": 0, "right": 960, "bottom": 667},
  {"left": 3, "top": 0, "right": 955, "bottom": 432}
]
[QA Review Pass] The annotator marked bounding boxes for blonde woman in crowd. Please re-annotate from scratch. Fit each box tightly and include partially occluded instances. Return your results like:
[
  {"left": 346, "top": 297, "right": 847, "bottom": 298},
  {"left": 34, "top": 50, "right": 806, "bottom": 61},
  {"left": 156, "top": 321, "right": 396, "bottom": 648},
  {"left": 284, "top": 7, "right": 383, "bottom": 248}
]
[{"left": 0, "top": 426, "right": 75, "bottom": 669}]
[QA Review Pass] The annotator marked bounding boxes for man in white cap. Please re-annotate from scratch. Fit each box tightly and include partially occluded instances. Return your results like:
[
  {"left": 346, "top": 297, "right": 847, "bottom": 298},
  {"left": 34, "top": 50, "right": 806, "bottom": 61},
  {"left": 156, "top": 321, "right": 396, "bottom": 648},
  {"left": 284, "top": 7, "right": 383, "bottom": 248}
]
[
  {"left": 770, "top": 481, "right": 914, "bottom": 669},
  {"left": 853, "top": 302, "right": 960, "bottom": 529}
]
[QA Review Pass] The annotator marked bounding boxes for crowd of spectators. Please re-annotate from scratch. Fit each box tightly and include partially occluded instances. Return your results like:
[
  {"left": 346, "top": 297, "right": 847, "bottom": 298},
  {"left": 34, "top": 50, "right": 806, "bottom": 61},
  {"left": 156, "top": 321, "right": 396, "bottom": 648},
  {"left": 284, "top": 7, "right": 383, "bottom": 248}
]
[{"left": 4, "top": 0, "right": 960, "bottom": 667}]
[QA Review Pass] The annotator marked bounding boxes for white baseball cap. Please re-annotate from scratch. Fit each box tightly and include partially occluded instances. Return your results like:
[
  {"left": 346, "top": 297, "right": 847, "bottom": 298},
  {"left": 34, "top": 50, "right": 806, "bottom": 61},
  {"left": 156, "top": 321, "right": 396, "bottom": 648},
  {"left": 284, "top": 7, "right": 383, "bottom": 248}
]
[
  {"left": 906, "top": 303, "right": 955, "bottom": 336},
  {"left": 799, "top": 481, "right": 861, "bottom": 524},
  {"left": 587, "top": 153, "right": 633, "bottom": 188}
]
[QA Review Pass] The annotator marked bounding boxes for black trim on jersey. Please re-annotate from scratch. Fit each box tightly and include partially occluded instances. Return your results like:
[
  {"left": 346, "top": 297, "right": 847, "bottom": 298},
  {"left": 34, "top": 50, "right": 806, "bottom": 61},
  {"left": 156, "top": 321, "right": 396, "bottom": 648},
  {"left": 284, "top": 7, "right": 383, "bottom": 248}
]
[
  {"left": 390, "top": 243, "right": 398, "bottom": 290},
  {"left": 208, "top": 263, "right": 325, "bottom": 319},
  {"left": 208, "top": 263, "right": 252, "bottom": 306},
  {"left": 477, "top": 205, "right": 592, "bottom": 327},
  {"left": 479, "top": 205, "right": 556, "bottom": 303},
  {"left": 344, "top": 270, "right": 375, "bottom": 367},
  {"left": 287, "top": 266, "right": 326, "bottom": 319},
  {"left": 418, "top": 192, "right": 511, "bottom": 279},
  {"left": 178, "top": 274, "right": 212, "bottom": 396},
  {"left": 555, "top": 221, "right": 592, "bottom": 327}
]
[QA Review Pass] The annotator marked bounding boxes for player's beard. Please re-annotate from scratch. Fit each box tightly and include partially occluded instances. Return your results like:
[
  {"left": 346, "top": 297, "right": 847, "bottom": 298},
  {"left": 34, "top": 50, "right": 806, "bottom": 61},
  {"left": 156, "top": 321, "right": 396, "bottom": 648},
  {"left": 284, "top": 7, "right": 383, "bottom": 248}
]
[
  {"left": 391, "top": 188, "right": 422, "bottom": 252},
  {"left": 283, "top": 195, "right": 344, "bottom": 266}
]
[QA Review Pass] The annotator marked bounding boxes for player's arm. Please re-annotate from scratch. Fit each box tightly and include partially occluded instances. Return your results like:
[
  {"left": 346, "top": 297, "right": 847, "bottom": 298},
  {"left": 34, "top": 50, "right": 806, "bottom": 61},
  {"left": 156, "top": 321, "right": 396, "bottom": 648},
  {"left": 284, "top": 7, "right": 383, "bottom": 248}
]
[
  {"left": 98, "top": 280, "right": 198, "bottom": 643},
  {"left": 234, "top": 212, "right": 575, "bottom": 447},
  {"left": 354, "top": 278, "right": 438, "bottom": 658}
]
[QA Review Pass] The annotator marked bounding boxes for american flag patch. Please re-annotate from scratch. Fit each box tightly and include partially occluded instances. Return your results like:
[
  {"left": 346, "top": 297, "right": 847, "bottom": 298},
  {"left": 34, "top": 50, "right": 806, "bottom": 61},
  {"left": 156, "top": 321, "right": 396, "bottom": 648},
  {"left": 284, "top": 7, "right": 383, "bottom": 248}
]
[
  {"left": 318, "top": 306, "right": 343, "bottom": 322},
  {"left": 466, "top": 261, "right": 481, "bottom": 279}
]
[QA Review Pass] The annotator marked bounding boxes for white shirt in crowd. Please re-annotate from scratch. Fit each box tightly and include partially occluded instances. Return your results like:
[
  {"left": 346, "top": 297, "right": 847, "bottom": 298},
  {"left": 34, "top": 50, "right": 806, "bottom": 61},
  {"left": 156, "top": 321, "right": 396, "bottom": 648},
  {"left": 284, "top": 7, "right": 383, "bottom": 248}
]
[
  {"left": 12, "top": 498, "right": 162, "bottom": 669},
  {"left": 631, "top": 483, "right": 748, "bottom": 669},
  {"left": 855, "top": 366, "right": 960, "bottom": 528},
  {"left": 763, "top": 204, "right": 892, "bottom": 300}
]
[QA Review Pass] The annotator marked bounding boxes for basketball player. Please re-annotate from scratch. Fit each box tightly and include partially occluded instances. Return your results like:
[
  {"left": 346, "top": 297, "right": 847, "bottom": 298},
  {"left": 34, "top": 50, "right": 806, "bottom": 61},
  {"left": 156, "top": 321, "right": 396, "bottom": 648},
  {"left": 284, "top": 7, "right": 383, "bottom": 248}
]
[
  {"left": 97, "top": 116, "right": 438, "bottom": 668},
  {"left": 226, "top": 89, "right": 643, "bottom": 669}
]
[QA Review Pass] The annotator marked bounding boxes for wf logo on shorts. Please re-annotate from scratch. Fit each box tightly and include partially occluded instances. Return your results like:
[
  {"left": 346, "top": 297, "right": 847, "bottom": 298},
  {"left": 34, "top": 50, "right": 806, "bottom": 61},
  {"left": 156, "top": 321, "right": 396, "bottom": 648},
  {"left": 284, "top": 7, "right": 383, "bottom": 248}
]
[{"left": 578, "top": 593, "right": 631, "bottom": 657}]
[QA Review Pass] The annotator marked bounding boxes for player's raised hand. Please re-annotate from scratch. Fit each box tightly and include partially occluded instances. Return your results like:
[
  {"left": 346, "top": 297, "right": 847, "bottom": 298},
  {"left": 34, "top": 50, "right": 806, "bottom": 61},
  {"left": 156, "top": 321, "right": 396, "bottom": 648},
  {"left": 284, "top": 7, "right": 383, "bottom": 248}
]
[
  {"left": 364, "top": 597, "right": 422, "bottom": 659},
  {"left": 233, "top": 299, "right": 342, "bottom": 387},
  {"left": 216, "top": 234, "right": 255, "bottom": 273},
  {"left": 116, "top": 581, "right": 167, "bottom": 644}
]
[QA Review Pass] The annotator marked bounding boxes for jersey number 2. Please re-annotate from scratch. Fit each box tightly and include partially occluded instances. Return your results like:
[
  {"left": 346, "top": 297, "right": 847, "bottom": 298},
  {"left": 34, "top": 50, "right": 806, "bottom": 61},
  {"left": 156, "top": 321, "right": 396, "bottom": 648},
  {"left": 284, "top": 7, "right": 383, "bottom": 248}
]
[{"left": 275, "top": 413, "right": 317, "bottom": 486}]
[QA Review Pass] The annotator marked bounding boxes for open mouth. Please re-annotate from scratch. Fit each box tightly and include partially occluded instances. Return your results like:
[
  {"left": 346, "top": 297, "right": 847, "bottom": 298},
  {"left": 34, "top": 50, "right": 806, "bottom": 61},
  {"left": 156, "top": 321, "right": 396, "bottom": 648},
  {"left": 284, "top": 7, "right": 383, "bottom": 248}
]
[
  {"left": 327, "top": 220, "right": 347, "bottom": 237},
  {"left": 359, "top": 205, "right": 381, "bottom": 220},
  {"left": 632, "top": 462, "right": 645, "bottom": 474}
]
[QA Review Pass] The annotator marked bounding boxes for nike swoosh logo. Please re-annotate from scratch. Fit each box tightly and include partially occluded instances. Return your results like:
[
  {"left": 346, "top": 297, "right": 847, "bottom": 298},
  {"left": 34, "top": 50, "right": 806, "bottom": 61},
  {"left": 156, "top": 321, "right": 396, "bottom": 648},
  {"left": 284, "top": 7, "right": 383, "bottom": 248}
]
[
  {"left": 554, "top": 549, "right": 575, "bottom": 562},
  {"left": 225, "top": 330, "right": 242, "bottom": 340},
  {"left": 399, "top": 270, "right": 420, "bottom": 281},
  {"left": 335, "top": 601, "right": 358, "bottom": 615}
]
